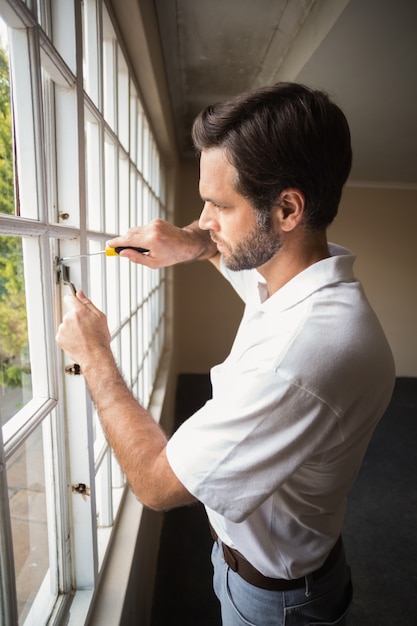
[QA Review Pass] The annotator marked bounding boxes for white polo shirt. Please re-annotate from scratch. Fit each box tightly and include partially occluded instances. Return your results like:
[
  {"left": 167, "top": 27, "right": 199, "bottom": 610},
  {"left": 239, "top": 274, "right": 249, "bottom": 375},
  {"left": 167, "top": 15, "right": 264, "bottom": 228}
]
[{"left": 166, "top": 244, "right": 395, "bottom": 579}]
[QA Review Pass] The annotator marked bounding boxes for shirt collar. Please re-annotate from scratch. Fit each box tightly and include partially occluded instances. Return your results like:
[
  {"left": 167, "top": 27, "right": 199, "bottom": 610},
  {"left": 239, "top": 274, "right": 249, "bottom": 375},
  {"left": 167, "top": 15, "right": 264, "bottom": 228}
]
[{"left": 255, "top": 244, "right": 356, "bottom": 312}]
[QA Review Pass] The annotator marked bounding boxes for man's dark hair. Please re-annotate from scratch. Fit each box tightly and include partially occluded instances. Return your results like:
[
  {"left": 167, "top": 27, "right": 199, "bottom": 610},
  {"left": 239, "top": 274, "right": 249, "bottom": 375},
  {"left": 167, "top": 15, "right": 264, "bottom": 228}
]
[{"left": 192, "top": 82, "right": 352, "bottom": 230}]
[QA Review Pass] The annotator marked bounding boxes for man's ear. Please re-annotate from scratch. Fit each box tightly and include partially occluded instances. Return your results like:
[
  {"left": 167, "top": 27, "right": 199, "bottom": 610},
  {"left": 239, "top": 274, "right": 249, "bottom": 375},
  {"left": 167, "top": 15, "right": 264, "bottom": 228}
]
[{"left": 275, "top": 189, "right": 305, "bottom": 232}]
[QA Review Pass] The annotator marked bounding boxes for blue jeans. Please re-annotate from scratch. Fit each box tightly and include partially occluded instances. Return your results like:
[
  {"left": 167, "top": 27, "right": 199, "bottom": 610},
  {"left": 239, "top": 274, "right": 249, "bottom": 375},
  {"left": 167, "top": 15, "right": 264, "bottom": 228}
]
[{"left": 212, "top": 540, "right": 352, "bottom": 626}]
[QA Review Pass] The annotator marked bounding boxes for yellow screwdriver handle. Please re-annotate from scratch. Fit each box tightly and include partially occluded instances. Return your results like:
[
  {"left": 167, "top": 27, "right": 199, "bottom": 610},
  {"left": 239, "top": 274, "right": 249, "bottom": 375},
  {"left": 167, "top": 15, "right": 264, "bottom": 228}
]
[
  {"left": 105, "top": 245, "right": 149, "bottom": 256},
  {"left": 104, "top": 246, "right": 119, "bottom": 256}
]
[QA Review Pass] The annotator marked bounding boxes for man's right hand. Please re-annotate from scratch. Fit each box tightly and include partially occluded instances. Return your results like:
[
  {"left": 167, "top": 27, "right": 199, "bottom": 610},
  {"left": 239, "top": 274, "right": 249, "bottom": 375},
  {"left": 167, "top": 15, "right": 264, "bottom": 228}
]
[{"left": 107, "top": 219, "right": 218, "bottom": 269}]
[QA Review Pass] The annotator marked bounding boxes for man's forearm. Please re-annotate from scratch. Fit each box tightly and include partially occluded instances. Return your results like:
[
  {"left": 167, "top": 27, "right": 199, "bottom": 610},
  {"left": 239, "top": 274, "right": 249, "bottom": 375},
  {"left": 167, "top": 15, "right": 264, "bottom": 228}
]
[
  {"left": 182, "top": 220, "right": 218, "bottom": 261},
  {"left": 107, "top": 218, "right": 218, "bottom": 268},
  {"left": 81, "top": 349, "right": 193, "bottom": 510}
]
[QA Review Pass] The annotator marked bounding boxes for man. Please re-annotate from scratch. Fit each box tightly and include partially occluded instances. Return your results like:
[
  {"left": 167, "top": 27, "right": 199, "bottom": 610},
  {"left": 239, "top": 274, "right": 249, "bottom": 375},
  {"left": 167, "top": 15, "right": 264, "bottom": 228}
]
[{"left": 56, "top": 83, "right": 395, "bottom": 625}]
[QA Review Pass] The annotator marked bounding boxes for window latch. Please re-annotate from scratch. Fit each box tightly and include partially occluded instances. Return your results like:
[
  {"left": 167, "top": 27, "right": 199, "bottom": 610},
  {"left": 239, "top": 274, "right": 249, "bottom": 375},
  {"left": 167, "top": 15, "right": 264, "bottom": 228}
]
[
  {"left": 56, "top": 259, "right": 81, "bottom": 375},
  {"left": 55, "top": 257, "right": 77, "bottom": 295},
  {"left": 65, "top": 364, "right": 82, "bottom": 375},
  {"left": 72, "top": 483, "right": 90, "bottom": 501}
]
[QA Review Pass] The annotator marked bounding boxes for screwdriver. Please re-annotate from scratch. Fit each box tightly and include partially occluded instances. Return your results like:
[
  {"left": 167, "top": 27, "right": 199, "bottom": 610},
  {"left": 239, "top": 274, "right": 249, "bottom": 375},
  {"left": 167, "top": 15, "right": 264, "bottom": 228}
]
[{"left": 59, "top": 245, "right": 149, "bottom": 262}]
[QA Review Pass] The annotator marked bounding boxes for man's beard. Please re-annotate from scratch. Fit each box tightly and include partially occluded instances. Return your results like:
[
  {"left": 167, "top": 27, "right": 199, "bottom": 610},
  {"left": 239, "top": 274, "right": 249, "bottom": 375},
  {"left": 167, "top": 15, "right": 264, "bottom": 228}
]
[{"left": 213, "top": 212, "right": 281, "bottom": 271}]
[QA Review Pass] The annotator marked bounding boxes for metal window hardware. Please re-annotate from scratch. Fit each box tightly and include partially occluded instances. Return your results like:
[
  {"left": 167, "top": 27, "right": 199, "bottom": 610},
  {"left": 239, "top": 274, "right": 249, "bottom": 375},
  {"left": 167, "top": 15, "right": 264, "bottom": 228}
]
[
  {"left": 55, "top": 256, "right": 77, "bottom": 295},
  {"left": 65, "top": 364, "right": 82, "bottom": 375},
  {"left": 56, "top": 259, "right": 81, "bottom": 376},
  {"left": 72, "top": 483, "right": 90, "bottom": 501}
]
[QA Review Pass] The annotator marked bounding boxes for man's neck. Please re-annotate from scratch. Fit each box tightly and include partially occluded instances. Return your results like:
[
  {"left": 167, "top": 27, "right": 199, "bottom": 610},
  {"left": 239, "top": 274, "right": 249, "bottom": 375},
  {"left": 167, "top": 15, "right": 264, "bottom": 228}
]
[{"left": 257, "top": 230, "right": 330, "bottom": 296}]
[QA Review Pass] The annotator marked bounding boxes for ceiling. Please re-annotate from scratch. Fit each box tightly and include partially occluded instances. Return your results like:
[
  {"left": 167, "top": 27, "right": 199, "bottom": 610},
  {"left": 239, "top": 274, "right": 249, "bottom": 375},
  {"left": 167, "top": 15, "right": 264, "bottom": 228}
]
[{"left": 154, "top": 0, "right": 417, "bottom": 186}]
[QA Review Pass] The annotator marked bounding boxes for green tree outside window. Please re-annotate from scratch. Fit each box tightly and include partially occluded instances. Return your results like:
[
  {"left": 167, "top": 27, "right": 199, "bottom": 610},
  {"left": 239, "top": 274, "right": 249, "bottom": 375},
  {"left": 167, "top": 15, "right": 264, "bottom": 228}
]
[{"left": 0, "top": 43, "right": 31, "bottom": 408}]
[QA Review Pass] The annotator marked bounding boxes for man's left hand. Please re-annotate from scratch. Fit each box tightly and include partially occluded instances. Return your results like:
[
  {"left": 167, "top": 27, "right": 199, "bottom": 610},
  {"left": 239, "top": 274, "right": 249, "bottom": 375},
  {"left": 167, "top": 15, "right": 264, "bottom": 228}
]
[{"left": 56, "top": 291, "right": 112, "bottom": 368}]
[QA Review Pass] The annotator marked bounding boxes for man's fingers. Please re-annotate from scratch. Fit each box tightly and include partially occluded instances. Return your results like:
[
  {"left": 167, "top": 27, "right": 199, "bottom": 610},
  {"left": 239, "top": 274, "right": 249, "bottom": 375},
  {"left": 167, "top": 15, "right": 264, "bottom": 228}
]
[
  {"left": 62, "top": 291, "right": 103, "bottom": 318},
  {"left": 76, "top": 290, "right": 103, "bottom": 317}
]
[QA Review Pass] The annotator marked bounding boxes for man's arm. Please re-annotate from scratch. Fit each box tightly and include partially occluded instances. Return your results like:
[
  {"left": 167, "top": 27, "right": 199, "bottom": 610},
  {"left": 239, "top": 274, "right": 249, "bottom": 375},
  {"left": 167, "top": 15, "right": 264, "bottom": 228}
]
[
  {"left": 56, "top": 292, "right": 196, "bottom": 511},
  {"left": 107, "top": 218, "right": 221, "bottom": 270},
  {"left": 56, "top": 218, "right": 222, "bottom": 509}
]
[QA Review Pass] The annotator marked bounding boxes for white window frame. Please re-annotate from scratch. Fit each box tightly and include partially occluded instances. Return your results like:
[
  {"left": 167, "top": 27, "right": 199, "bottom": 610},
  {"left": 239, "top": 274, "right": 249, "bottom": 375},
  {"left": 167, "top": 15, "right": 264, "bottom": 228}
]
[{"left": 0, "top": 0, "right": 168, "bottom": 623}]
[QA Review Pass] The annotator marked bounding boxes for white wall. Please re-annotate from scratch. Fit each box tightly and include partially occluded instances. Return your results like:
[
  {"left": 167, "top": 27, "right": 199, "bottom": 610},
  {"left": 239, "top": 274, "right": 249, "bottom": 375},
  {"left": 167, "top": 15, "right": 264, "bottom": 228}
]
[{"left": 329, "top": 185, "right": 417, "bottom": 376}]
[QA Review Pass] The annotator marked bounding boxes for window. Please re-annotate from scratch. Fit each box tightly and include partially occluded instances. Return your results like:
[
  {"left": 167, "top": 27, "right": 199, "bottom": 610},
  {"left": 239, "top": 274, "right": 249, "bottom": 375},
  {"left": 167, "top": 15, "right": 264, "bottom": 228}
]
[{"left": 0, "top": 1, "right": 167, "bottom": 623}]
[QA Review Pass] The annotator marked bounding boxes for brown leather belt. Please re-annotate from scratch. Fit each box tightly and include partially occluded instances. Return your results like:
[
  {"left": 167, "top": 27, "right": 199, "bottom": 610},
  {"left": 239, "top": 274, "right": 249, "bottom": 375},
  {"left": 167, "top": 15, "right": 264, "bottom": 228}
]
[{"left": 210, "top": 525, "right": 343, "bottom": 591}]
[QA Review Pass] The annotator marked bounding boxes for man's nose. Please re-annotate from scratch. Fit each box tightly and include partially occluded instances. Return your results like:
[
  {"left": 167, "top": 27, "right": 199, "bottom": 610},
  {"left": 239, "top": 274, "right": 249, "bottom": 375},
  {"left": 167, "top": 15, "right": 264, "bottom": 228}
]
[{"left": 199, "top": 202, "right": 218, "bottom": 231}]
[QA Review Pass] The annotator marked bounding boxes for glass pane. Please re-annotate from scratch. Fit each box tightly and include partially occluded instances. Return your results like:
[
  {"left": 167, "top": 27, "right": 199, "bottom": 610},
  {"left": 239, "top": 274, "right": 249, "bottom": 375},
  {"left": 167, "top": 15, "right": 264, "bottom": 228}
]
[
  {"left": 0, "top": 28, "right": 15, "bottom": 216},
  {"left": 104, "top": 133, "right": 116, "bottom": 233},
  {"left": 82, "top": 0, "right": 100, "bottom": 107},
  {"left": 0, "top": 236, "right": 33, "bottom": 426},
  {"left": 102, "top": 7, "right": 116, "bottom": 132},
  {"left": 137, "top": 102, "right": 143, "bottom": 172},
  {"left": 119, "top": 154, "right": 129, "bottom": 235},
  {"left": 120, "top": 322, "right": 131, "bottom": 386},
  {"left": 7, "top": 425, "right": 50, "bottom": 624},
  {"left": 117, "top": 44, "right": 129, "bottom": 151},
  {"left": 87, "top": 239, "right": 106, "bottom": 313},
  {"left": 129, "top": 87, "right": 137, "bottom": 166},
  {"left": 105, "top": 255, "right": 119, "bottom": 334},
  {"left": 85, "top": 111, "right": 102, "bottom": 231}
]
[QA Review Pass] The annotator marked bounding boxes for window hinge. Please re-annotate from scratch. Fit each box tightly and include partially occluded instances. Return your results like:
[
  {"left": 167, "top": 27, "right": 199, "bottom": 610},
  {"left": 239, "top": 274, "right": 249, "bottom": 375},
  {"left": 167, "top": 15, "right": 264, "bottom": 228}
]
[{"left": 65, "top": 363, "right": 82, "bottom": 375}]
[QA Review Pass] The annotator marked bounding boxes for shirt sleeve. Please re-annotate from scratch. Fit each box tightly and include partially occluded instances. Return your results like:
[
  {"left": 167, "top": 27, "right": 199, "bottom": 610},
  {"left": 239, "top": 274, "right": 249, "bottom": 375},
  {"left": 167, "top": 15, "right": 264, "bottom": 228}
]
[{"left": 166, "top": 365, "right": 342, "bottom": 523}]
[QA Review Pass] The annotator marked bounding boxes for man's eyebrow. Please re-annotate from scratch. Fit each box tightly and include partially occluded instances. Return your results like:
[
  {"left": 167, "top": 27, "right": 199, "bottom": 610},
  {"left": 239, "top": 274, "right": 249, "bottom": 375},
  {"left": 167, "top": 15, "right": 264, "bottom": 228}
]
[
  {"left": 200, "top": 194, "right": 214, "bottom": 204},
  {"left": 200, "top": 194, "right": 227, "bottom": 207}
]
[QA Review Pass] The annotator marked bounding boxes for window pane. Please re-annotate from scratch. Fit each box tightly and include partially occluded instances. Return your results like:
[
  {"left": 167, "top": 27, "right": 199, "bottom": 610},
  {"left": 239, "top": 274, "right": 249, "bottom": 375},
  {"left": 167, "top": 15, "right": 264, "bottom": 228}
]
[
  {"left": 0, "top": 31, "right": 15, "bottom": 216},
  {"left": 0, "top": 236, "right": 32, "bottom": 426},
  {"left": 7, "top": 425, "right": 50, "bottom": 624},
  {"left": 119, "top": 153, "right": 129, "bottom": 235},
  {"left": 117, "top": 44, "right": 129, "bottom": 151},
  {"left": 104, "top": 133, "right": 117, "bottom": 233},
  {"left": 82, "top": 0, "right": 100, "bottom": 108},
  {"left": 102, "top": 8, "right": 116, "bottom": 132},
  {"left": 85, "top": 110, "right": 102, "bottom": 231}
]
